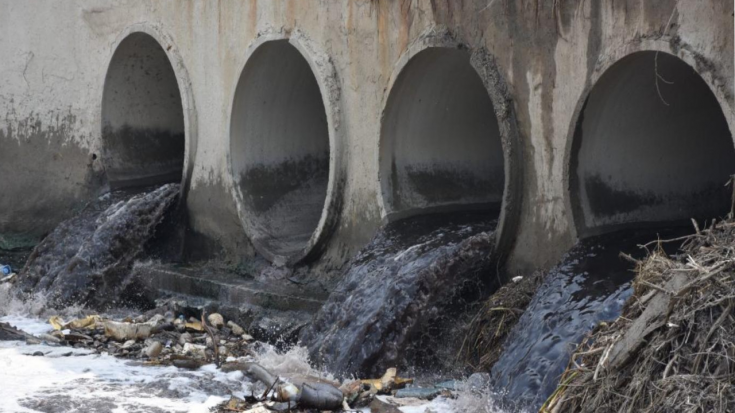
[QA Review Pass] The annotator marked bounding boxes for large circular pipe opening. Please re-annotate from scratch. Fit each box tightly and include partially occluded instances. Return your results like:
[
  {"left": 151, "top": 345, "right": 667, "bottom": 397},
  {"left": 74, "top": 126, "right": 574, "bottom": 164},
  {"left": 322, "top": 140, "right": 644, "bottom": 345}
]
[
  {"left": 101, "top": 32, "right": 185, "bottom": 189},
  {"left": 571, "top": 51, "right": 735, "bottom": 236},
  {"left": 230, "top": 40, "right": 330, "bottom": 262},
  {"left": 380, "top": 47, "right": 505, "bottom": 220}
]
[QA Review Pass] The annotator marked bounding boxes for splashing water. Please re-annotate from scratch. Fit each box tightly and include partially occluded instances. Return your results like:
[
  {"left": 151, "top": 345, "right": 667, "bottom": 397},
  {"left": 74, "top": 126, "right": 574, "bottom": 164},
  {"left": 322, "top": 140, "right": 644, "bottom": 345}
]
[
  {"left": 15, "top": 184, "right": 179, "bottom": 309},
  {"left": 0, "top": 312, "right": 509, "bottom": 413},
  {"left": 301, "top": 212, "right": 499, "bottom": 378}
]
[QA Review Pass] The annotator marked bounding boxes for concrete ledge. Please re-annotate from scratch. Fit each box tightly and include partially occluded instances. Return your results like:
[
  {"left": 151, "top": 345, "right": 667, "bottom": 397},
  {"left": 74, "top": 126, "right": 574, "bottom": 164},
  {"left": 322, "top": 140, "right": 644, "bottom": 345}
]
[{"left": 136, "top": 265, "right": 328, "bottom": 314}]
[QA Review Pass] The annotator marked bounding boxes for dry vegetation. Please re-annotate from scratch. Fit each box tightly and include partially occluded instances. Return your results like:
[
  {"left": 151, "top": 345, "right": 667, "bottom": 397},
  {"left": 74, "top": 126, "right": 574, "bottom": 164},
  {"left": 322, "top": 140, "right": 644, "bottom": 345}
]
[
  {"left": 459, "top": 271, "right": 544, "bottom": 372},
  {"left": 543, "top": 219, "right": 735, "bottom": 413}
]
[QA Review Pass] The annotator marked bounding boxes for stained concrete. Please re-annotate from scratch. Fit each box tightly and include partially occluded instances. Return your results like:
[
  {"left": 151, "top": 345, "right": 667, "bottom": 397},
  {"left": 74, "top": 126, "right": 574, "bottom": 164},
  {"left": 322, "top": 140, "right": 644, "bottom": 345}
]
[{"left": 0, "top": 0, "right": 732, "bottom": 275}]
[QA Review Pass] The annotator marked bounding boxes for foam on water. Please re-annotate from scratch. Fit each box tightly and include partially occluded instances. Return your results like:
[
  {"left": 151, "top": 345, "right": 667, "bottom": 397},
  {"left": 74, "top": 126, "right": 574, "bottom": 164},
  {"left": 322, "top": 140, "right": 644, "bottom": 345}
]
[{"left": 0, "top": 316, "right": 249, "bottom": 413}]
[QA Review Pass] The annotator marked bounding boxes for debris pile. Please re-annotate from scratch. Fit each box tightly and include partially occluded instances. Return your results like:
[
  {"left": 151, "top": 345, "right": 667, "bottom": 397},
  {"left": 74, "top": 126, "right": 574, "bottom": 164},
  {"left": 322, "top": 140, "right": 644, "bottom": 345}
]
[
  {"left": 28, "top": 309, "right": 254, "bottom": 369},
  {"left": 543, "top": 220, "right": 735, "bottom": 413},
  {"left": 212, "top": 367, "right": 491, "bottom": 412},
  {"left": 459, "top": 271, "right": 543, "bottom": 371},
  {"left": 4, "top": 305, "right": 487, "bottom": 412}
]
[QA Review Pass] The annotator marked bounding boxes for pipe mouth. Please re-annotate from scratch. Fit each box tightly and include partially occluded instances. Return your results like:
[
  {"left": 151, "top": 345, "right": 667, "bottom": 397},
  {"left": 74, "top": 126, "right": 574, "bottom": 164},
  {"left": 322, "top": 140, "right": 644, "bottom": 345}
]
[
  {"left": 570, "top": 51, "right": 735, "bottom": 238},
  {"left": 101, "top": 32, "right": 185, "bottom": 190},
  {"left": 230, "top": 39, "right": 335, "bottom": 265},
  {"left": 379, "top": 47, "right": 505, "bottom": 224}
]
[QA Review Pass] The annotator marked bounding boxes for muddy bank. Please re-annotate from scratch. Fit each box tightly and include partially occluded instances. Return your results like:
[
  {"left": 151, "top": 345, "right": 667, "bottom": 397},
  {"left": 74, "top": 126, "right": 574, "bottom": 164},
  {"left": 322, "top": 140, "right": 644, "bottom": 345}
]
[
  {"left": 300, "top": 212, "right": 498, "bottom": 378},
  {"left": 545, "top": 220, "right": 735, "bottom": 413},
  {"left": 15, "top": 184, "right": 179, "bottom": 309}
]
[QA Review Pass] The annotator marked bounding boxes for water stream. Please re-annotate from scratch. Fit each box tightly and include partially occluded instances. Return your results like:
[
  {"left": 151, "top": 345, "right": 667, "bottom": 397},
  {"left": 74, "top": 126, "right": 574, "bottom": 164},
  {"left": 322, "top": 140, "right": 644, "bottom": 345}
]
[
  {"left": 14, "top": 184, "right": 179, "bottom": 309},
  {"left": 0, "top": 180, "right": 701, "bottom": 412},
  {"left": 301, "top": 211, "right": 499, "bottom": 378},
  {"left": 489, "top": 226, "right": 691, "bottom": 411}
]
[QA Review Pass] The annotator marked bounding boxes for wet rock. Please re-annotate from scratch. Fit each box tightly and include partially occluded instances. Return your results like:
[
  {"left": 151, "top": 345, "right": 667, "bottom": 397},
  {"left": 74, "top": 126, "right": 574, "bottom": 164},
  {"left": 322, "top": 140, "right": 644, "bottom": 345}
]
[
  {"left": 179, "top": 332, "right": 192, "bottom": 345},
  {"left": 183, "top": 343, "right": 206, "bottom": 358},
  {"left": 64, "top": 333, "right": 93, "bottom": 343},
  {"left": 207, "top": 313, "right": 224, "bottom": 329},
  {"left": 172, "top": 357, "right": 205, "bottom": 370},
  {"left": 39, "top": 333, "right": 61, "bottom": 344},
  {"left": 122, "top": 340, "right": 136, "bottom": 349},
  {"left": 369, "top": 398, "right": 402, "bottom": 413},
  {"left": 145, "top": 341, "right": 163, "bottom": 358},
  {"left": 227, "top": 320, "right": 245, "bottom": 336}
]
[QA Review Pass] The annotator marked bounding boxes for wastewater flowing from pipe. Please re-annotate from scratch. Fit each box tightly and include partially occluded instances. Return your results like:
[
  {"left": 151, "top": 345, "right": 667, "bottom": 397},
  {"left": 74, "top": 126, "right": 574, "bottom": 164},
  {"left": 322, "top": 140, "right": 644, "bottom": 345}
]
[
  {"left": 489, "top": 226, "right": 692, "bottom": 411},
  {"left": 13, "top": 184, "right": 180, "bottom": 310},
  {"left": 301, "top": 211, "right": 501, "bottom": 379}
]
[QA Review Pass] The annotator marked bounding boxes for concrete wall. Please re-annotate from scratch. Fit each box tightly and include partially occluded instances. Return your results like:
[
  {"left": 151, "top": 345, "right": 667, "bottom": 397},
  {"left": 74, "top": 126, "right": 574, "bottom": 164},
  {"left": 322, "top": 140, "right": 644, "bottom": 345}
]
[{"left": 0, "top": 0, "right": 732, "bottom": 275}]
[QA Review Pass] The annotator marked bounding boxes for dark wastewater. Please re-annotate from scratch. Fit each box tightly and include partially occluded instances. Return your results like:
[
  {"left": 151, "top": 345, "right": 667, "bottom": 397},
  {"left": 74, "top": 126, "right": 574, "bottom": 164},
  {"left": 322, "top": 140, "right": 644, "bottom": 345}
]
[
  {"left": 301, "top": 211, "right": 501, "bottom": 379},
  {"left": 490, "top": 226, "right": 692, "bottom": 411}
]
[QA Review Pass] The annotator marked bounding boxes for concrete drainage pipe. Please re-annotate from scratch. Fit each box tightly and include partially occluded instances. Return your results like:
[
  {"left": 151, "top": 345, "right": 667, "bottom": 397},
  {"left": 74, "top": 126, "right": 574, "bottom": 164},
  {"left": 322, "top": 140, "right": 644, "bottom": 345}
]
[
  {"left": 101, "top": 32, "right": 186, "bottom": 189},
  {"left": 230, "top": 39, "right": 333, "bottom": 264},
  {"left": 571, "top": 51, "right": 735, "bottom": 236},
  {"left": 380, "top": 47, "right": 506, "bottom": 221}
]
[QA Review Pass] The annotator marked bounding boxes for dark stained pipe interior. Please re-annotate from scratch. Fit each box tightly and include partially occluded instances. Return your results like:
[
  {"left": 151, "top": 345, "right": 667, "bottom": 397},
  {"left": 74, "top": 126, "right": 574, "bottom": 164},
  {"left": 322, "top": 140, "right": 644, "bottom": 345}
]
[
  {"left": 230, "top": 40, "right": 330, "bottom": 260},
  {"left": 101, "top": 32, "right": 185, "bottom": 189},
  {"left": 380, "top": 47, "right": 505, "bottom": 221},
  {"left": 572, "top": 51, "right": 735, "bottom": 237}
]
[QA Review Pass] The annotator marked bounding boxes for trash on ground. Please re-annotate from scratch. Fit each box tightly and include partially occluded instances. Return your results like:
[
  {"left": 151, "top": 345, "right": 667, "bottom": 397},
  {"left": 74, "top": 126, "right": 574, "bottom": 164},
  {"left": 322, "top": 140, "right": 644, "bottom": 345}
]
[
  {"left": 0, "top": 272, "right": 16, "bottom": 283},
  {"left": 104, "top": 320, "right": 152, "bottom": 341},
  {"left": 8, "top": 304, "right": 467, "bottom": 412},
  {"left": 360, "top": 367, "right": 414, "bottom": 394}
]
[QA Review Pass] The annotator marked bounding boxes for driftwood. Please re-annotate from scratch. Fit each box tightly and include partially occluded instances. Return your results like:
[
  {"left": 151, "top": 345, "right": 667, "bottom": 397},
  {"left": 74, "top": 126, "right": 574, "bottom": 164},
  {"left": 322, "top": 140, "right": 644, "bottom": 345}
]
[{"left": 0, "top": 322, "right": 36, "bottom": 341}]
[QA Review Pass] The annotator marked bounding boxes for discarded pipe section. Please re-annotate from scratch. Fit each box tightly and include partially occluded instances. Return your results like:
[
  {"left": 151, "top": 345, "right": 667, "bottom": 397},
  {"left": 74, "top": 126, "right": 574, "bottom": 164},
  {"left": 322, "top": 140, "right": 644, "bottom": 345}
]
[
  {"left": 571, "top": 51, "right": 735, "bottom": 236},
  {"left": 101, "top": 32, "right": 186, "bottom": 189}
]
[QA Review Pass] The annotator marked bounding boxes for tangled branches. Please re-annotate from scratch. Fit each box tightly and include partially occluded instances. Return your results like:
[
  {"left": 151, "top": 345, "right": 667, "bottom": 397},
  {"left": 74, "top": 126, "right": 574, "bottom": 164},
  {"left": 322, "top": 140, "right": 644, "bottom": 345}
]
[{"left": 544, "top": 219, "right": 735, "bottom": 413}]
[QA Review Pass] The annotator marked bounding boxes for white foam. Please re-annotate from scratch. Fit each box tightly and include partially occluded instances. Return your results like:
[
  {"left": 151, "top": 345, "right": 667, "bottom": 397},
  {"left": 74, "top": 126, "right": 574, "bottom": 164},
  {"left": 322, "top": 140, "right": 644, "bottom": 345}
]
[
  {"left": 0, "top": 314, "right": 510, "bottom": 413},
  {"left": 0, "top": 316, "right": 250, "bottom": 413}
]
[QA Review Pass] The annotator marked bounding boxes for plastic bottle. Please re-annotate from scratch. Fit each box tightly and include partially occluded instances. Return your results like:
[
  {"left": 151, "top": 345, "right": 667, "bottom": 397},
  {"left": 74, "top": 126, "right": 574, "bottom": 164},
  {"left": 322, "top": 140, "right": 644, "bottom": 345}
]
[{"left": 1, "top": 265, "right": 11, "bottom": 275}]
